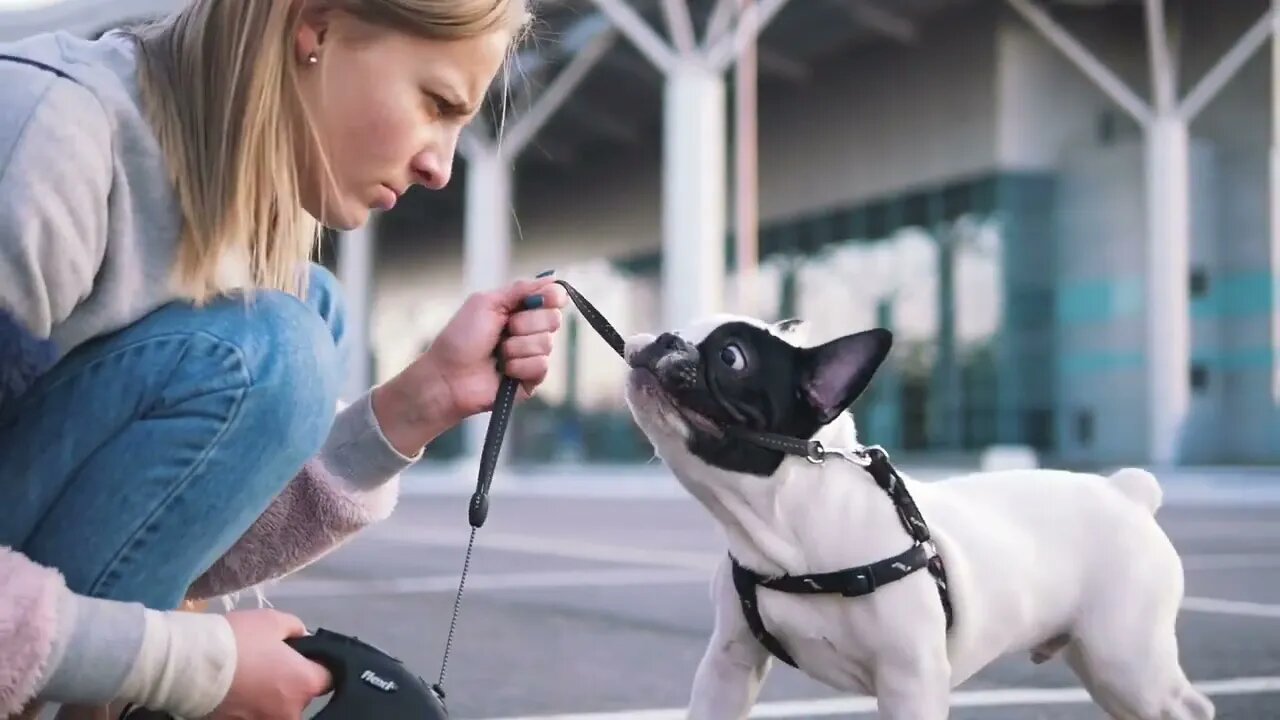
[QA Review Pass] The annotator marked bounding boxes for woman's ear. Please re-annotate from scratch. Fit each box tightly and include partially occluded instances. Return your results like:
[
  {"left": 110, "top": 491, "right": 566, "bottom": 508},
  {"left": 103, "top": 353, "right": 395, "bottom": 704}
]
[{"left": 294, "top": 2, "right": 333, "bottom": 64}]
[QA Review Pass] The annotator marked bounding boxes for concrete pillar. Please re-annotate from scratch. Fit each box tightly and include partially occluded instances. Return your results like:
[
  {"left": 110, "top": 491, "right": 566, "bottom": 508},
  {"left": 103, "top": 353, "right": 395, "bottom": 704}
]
[
  {"left": 463, "top": 147, "right": 513, "bottom": 297},
  {"left": 461, "top": 145, "right": 514, "bottom": 462},
  {"left": 337, "top": 223, "right": 374, "bottom": 403},
  {"left": 662, "top": 61, "right": 728, "bottom": 329},
  {"left": 1144, "top": 115, "right": 1191, "bottom": 466}
]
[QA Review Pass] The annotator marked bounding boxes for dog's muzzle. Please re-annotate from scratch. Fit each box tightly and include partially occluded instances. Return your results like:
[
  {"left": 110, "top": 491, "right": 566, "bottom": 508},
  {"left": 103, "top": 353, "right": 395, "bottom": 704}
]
[{"left": 629, "top": 333, "right": 699, "bottom": 389}]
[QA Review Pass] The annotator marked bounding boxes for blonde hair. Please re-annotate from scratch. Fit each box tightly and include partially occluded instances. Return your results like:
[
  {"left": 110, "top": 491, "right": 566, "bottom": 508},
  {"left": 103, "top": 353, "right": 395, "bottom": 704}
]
[{"left": 123, "top": 0, "right": 531, "bottom": 304}]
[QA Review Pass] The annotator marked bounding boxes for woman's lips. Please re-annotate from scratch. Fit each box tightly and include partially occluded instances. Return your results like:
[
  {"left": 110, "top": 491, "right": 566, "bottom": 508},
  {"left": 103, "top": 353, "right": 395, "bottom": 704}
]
[{"left": 374, "top": 185, "right": 398, "bottom": 211}]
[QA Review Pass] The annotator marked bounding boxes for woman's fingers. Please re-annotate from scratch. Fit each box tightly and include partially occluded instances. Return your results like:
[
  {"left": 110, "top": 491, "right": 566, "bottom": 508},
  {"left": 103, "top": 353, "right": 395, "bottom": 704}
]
[
  {"left": 502, "top": 333, "right": 554, "bottom": 360},
  {"left": 508, "top": 307, "right": 562, "bottom": 336}
]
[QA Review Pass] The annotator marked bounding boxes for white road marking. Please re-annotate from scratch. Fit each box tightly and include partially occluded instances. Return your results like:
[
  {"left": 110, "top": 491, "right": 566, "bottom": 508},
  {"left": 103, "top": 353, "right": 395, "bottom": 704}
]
[
  {"left": 377, "top": 526, "right": 1280, "bottom": 577},
  {"left": 470, "top": 675, "right": 1280, "bottom": 719},
  {"left": 268, "top": 567, "right": 707, "bottom": 599},
  {"left": 370, "top": 525, "right": 721, "bottom": 570},
  {"left": 1180, "top": 553, "right": 1280, "bottom": 570},
  {"left": 1181, "top": 596, "right": 1280, "bottom": 619}
]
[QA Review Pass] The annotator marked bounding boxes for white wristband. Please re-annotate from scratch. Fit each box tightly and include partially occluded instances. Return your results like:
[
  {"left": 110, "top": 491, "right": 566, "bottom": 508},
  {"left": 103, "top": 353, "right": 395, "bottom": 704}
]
[{"left": 118, "top": 609, "right": 238, "bottom": 718}]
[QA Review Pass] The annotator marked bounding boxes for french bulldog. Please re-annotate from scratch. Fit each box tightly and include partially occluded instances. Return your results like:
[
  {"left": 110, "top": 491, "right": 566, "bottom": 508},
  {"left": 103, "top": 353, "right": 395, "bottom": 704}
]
[{"left": 622, "top": 314, "right": 1212, "bottom": 720}]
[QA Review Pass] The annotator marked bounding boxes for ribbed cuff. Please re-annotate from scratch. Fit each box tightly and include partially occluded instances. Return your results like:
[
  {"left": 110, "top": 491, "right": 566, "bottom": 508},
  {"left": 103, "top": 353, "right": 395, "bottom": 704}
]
[
  {"left": 319, "top": 390, "right": 421, "bottom": 489},
  {"left": 118, "top": 609, "right": 237, "bottom": 717},
  {"left": 37, "top": 589, "right": 145, "bottom": 706}
]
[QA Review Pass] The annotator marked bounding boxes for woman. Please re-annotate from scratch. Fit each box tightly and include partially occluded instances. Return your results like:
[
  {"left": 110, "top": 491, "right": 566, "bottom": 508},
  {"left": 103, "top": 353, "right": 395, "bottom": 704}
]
[{"left": 0, "top": 1, "right": 564, "bottom": 718}]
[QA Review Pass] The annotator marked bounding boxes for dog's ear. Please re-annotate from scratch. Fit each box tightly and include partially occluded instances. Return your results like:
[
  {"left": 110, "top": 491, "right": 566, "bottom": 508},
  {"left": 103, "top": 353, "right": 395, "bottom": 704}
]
[{"left": 798, "top": 328, "right": 892, "bottom": 424}]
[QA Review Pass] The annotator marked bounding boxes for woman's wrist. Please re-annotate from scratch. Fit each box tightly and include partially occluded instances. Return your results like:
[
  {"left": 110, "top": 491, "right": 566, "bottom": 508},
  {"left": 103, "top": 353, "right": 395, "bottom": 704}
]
[
  {"left": 118, "top": 609, "right": 236, "bottom": 717},
  {"left": 370, "top": 359, "right": 464, "bottom": 457}
]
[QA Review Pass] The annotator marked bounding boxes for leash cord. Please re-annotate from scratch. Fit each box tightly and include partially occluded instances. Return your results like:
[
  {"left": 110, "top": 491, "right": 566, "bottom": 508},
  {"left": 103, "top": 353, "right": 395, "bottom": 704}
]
[
  {"left": 433, "top": 278, "right": 626, "bottom": 695},
  {"left": 437, "top": 525, "right": 477, "bottom": 690}
]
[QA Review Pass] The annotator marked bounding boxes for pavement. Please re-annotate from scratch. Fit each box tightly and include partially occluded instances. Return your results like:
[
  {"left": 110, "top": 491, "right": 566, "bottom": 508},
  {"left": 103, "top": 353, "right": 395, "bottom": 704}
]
[{"left": 255, "top": 461, "right": 1280, "bottom": 719}]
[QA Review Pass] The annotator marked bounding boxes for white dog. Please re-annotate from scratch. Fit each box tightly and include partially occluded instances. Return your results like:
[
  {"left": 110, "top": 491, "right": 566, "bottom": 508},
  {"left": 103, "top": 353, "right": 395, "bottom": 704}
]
[{"left": 621, "top": 314, "right": 1212, "bottom": 720}]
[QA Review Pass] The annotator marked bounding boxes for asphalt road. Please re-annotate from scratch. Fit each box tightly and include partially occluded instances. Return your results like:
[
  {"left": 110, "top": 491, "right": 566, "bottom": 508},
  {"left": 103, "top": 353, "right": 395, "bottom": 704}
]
[{"left": 266, "top": 473, "right": 1280, "bottom": 719}]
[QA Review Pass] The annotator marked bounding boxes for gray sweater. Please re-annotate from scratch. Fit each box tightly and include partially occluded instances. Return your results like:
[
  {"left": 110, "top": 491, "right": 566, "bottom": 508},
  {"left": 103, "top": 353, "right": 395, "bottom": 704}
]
[{"left": 0, "top": 29, "right": 415, "bottom": 716}]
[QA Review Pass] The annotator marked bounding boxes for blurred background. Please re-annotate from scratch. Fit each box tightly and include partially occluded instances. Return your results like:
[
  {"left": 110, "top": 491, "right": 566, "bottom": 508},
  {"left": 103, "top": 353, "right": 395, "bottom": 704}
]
[
  {"left": 7, "top": 1, "right": 1280, "bottom": 718},
  {"left": 6, "top": 0, "right": 1277, "bottom": 475}
]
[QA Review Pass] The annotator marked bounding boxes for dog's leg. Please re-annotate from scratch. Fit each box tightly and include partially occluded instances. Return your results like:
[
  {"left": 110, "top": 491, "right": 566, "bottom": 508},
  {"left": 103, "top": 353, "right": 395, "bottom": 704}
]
[
  {"left": 872, "top": 648, "right": 951, "bottom": 720},
  {"left": 1068, "top": 631, "right": 1213, "bottom": 720},
  {"left": 687, "top": 563, "right": 772, "bottom": 720},
  {"left": 1069, "top": 575, "right": 1214, "bottom": 720}
]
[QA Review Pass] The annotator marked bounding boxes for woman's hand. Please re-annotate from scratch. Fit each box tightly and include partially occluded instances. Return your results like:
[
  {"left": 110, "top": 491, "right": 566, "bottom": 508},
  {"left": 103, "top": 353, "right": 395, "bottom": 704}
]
[
  {"left": 207, "top": 609, "right": 331, "bottom": 720},
  {"left": 372, "top": 274, "right": 569, "bottom": 456}
]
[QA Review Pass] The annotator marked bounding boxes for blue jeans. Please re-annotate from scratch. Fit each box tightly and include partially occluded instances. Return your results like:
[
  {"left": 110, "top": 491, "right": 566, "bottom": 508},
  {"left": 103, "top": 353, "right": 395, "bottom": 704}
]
[{"left": 0, "top": 264, "right": 345, "bottom": 610}]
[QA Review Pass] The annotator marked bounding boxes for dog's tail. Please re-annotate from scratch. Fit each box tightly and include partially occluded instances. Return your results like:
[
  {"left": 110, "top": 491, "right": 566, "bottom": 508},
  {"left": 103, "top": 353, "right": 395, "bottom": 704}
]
[{"left": 1107, "top": 467, "right": 1163, "bottom": 514}]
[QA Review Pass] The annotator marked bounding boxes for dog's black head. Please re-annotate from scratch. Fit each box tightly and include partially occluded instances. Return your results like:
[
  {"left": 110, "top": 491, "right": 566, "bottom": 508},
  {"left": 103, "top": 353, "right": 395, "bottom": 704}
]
[{"left": 623, "top": 315, "right": 892, "bottom": 476}]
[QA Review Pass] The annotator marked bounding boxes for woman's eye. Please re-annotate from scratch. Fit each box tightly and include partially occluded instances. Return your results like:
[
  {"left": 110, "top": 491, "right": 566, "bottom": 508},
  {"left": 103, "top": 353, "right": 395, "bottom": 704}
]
[{"left": 720, "top": 344, "right": 746, "bottom": 370}]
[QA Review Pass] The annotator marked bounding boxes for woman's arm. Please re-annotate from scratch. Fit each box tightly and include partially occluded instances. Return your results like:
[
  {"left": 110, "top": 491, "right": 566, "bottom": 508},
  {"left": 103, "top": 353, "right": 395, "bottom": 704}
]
[
  {"left": 0, "top": 67, "right": 111, "bottom": 408},
  {"left": 185, "top": 393, "right": 411, "bottom": 601},
  {"left": 0, "top": 546, "right": 236, "bottom": 718}
]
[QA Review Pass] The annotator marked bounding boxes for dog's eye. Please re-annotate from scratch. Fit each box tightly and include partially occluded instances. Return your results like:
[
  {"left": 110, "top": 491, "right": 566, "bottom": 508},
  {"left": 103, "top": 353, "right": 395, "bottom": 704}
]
[{"left": 720, "top": 344, "right": 746, "bottom": 371}]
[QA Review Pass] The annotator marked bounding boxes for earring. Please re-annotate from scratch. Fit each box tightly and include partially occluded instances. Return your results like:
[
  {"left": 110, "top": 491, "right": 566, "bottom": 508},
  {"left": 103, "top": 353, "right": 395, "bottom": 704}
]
[{"left": 306, "top": 52, "right": 318, "bottom": 65}]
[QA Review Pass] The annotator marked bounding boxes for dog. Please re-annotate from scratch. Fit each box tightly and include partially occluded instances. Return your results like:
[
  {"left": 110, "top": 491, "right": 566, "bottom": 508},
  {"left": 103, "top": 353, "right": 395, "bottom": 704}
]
[{"left": 621, "top": 313, "right": 1212, "bottom": 720}]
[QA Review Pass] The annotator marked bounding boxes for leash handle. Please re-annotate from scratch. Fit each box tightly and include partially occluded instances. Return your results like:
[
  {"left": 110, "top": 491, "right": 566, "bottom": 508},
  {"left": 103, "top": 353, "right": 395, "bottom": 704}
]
[{"left": 466, "top": 274, "right": 626, "bottom": 528}]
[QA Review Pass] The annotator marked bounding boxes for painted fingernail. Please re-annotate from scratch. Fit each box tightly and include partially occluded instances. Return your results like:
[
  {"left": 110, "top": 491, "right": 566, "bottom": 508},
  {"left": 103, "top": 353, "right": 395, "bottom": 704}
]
[
  {"left": 523, "top": 295, "right": 544, "bottom": 309},
  {"left": 536, "top": 269, "right": 556, "bottom": 278}
]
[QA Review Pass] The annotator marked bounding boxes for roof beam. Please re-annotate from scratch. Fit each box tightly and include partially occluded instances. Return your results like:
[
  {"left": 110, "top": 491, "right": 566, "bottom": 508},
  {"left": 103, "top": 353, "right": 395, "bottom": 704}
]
[
  {"left": 590, "top": 0, "right": 678, "bottom": 72},
  {"left": 1005, "top": 0, "right": 1152, "bottom": 125},
  {"left": 1178, "top": 4, "right": 1276, "bottom": 121},
  {"left": 661, "top": 0, "right": 698, "bottom": 56},
  {"left": 708, "top": 0, "right": 792, "bottom": 71},
  {"left": 704, "top": 0, "right": 736, "bottom": 49},
  {"left": 501, "top": 27, "right": 618, "bottom": 158}
]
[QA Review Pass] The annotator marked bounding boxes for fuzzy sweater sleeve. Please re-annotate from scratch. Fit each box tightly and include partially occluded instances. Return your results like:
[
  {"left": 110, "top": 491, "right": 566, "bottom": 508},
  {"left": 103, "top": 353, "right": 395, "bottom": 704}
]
[{"left": 185, "top": 391, "right": 416, "bottom": 601}]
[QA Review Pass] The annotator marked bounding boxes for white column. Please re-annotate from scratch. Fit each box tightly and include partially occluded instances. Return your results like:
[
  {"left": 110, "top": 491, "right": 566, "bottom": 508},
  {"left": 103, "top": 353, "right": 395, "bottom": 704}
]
[
  {"left": 734, "top": 0, "right": 760, "bottom": 316},
  {"left": 338, "top": 223, "right": 374, "bottom": 402},
  {"left": 663, "top": 60, "right": 727, "bottom": 328},
  {"left": 1144, "top": 115, "right": 1191, "bottom": 466},
  {"left": 463, "top": 146, "right": 512, "bottom": 296},
  {"left": 461, "top": 145, "right": 513, "bottom": 461}
]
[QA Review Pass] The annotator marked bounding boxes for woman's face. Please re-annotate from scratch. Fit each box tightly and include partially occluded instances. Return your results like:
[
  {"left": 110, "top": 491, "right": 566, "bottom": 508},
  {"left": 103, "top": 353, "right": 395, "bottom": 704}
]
[{"left": 293, "top": 13, "right": 509, "bottom": 229}]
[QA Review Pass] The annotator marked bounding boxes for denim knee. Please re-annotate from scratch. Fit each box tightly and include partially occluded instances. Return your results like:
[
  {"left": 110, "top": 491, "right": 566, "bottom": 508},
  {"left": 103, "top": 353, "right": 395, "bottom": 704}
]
[
  {"left": 303, "top": 263, "right": 349, "bottom": 376},
  {"left": 204, "top": 288, "right": 342, "bottom": 469}
]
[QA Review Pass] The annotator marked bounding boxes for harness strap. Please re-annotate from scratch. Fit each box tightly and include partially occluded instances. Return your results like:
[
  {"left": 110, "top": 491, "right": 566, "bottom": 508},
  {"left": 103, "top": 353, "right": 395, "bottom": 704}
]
[{"left": 728, "top": 447, "right": 954, "bottom": 669}]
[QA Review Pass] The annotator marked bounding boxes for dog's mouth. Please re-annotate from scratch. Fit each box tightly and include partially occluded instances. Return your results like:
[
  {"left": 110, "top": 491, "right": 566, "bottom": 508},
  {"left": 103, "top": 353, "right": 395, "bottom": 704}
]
[{"left": 628, "top": 366, "right": 724, "bottom": 437}]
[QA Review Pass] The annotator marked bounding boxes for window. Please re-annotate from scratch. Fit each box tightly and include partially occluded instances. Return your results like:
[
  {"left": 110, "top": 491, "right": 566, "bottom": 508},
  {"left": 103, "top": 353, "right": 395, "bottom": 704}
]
[
  {"left": 1189, "top": 268, "right": 1209, "bottom": 298},
  {"left": 1190, "top": 364, "right": 1209, "bottom": 393},
  {"left": 1075, "top": 409, "right": 1094, "bottom": 447}
]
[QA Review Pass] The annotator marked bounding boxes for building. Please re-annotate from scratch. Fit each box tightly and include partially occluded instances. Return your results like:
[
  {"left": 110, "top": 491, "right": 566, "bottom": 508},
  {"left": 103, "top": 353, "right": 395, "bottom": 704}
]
[{"left": 4, "top": 0, "right": 1278, "bottom": 468}]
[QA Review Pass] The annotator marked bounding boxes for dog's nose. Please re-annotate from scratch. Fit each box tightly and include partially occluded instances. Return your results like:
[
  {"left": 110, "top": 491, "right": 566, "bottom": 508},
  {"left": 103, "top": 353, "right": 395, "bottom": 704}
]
[{"left": 655, "top": 332, "right": 691, "bottom": 354}]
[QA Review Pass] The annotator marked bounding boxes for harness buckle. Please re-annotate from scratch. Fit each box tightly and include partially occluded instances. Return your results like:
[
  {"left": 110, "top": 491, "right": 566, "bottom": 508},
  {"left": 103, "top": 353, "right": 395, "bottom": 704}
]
[
  {"left": 838, "top": 570, "right": 876, "bottom": 597},
  {"left": 805, "top": 440, "right": 826, "bottom": 464}
]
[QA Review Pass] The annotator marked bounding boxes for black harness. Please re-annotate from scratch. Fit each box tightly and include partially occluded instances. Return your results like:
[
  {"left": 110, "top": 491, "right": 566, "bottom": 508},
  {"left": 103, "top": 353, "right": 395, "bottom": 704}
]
[
  {"left": 726, "top": 443, "right": 954, "bottom": 668},
  {"left": 553, "top": 282, "right": 957, "bottom": 669}
]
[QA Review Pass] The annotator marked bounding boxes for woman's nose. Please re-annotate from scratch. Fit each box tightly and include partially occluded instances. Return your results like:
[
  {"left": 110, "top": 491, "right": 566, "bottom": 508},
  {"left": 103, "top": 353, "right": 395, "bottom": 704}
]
[{"left": 411, "top": 149, "right": 453, "bottom": 190}]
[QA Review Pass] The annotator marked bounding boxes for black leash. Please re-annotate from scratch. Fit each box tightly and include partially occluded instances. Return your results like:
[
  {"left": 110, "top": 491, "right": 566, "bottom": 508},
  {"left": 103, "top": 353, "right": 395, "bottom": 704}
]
[{"left": 432, "top": 276, "right": 626, "bottom": 695}]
